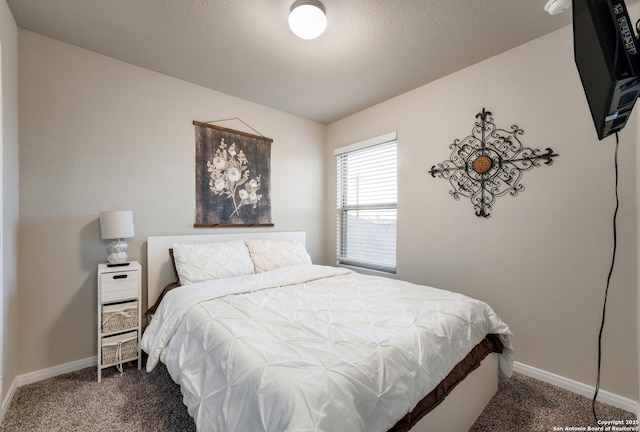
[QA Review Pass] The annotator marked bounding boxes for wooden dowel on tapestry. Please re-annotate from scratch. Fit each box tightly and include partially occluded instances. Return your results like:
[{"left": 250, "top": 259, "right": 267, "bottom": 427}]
[{"left": 192, "top": 121, "right": 273, "bottom": 142}]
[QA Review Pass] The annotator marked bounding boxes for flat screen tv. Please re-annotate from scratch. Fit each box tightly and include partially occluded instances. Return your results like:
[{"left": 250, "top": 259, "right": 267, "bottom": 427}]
[{"left": 572, "top": 0, "right": 640, "bottom": 139}]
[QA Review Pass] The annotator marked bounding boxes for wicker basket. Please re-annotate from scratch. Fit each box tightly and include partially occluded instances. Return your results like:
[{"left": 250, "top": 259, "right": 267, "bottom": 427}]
[
  {"left": 101, "top": 331, "right": 138, "bottom": 366},
  {"left": 101, "top": 301, "right": 138, "bottom": 333}
]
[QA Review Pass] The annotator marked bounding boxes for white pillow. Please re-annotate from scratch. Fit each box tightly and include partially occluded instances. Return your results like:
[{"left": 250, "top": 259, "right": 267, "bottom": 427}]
[
  {"left": 246, "top": 239, "right": 312, "bottom": 273},
  {"left": 172, "top": 240, "right": 255, "bottom": 285}
]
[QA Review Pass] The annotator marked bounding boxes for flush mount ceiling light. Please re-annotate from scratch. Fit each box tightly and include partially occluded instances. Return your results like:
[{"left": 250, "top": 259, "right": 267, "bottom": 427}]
[
  {"left": 288, "top": 0, "right": 327, "bottom": 40},
  {"left": 544, "top": 0, "right": 571, "bottom": 15}
]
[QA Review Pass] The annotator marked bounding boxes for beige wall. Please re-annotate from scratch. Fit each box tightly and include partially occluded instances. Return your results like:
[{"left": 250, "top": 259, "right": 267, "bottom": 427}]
[
  {"left": 17, "top": 30, "right": 326, "bottom": 373},
  {"left": 326, "top": 25, "right": 638, "bottom": 398},
  {"left": 0, "top": 0, "right": 19, "bottom": 407}
]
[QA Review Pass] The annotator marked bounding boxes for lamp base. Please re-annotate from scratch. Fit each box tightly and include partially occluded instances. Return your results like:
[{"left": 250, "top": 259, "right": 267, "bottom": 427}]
[
  {"left": 106, "top": 262, "right": 131, "bottom": 267},
  {"left": 107, "top": 239, "right": 129, "bottom": 264}
]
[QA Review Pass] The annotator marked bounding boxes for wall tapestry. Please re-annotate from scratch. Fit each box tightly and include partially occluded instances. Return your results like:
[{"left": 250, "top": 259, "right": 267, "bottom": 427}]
[
  {"left": 193, "top": 121, "right": 273, "bottom": 227},
  {"left": 429, "top": 108, "right": 557, "bottom": 218}
]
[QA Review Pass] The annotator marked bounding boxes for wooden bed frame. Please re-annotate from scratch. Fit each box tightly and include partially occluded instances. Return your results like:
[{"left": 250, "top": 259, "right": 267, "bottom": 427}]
[{"left": 145, "top": 231, "right": 498, "bottom": 431}]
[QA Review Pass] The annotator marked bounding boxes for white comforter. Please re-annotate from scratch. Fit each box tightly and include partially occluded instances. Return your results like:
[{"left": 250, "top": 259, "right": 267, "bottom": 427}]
[{"left": 141, "top": 265, "right": 513, "bottom": 432}]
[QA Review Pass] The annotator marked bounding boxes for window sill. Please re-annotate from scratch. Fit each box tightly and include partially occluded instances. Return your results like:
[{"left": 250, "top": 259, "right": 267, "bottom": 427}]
[{"left": 336, "top": 263, "right": 397, "bottom": 278}]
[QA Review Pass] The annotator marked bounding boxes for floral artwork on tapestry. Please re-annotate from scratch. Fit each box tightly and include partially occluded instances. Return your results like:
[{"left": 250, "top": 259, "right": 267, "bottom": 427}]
[{"left": 194, "top": 121, "right": 273, "bottom": 226}]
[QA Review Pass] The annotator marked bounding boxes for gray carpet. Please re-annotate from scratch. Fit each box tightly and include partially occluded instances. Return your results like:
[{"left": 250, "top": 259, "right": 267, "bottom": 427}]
[
  {"left": 470, "top": 373, "right": 636, "bottom": 431},
  {"left": 0, "top": 360, "right": 635, "bottom": 431}
]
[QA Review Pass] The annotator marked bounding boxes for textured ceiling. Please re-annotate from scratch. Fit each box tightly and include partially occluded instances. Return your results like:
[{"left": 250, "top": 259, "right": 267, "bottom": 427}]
[{"left": 6, "top": 0, "right": 596, "bottom": 124}]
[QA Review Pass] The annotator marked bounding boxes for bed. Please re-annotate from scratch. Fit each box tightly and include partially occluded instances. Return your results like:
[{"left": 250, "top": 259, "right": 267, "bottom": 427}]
[{"left": 141, "top": 231, "right": 513, "bottom": 432}]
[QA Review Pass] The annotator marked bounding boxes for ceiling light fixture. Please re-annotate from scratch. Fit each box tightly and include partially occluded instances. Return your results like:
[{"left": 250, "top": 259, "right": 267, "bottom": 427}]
[
  {"left": 288, "top": 0, "right": 327, "bottom": 40},
  {"left": 544, "top": 0, "right": 571, "bottom": 15}
]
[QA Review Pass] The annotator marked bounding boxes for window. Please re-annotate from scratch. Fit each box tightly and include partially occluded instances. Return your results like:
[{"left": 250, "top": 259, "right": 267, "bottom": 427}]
[{"left": 335, "top": 132, "right": 397, "bottom": 273}]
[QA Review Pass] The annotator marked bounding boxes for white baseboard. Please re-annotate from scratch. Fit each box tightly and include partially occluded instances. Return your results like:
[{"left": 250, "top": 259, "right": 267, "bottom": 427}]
[
  {"left": 16, "top": 356, "right": 96, "bottom": 388},
  {"left": 0, "top": 376, "right": 18, "bottom": 424},
  {"left": 514, "top": 361, "right": 637, "bottom": 413}
]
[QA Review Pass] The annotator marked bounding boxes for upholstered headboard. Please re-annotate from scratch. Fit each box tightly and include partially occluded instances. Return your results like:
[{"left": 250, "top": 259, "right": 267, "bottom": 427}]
[{"left": 146, "top": 231, "right": 306, "bottom": 310}]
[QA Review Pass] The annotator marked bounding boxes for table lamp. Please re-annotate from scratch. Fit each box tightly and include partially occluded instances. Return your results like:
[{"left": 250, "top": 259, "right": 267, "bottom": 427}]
[{"left": 99, "top": 210, "right": 134, "bottom": 266}]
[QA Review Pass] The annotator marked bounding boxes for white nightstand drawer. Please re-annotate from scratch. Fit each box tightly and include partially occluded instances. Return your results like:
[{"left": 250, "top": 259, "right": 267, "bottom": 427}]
[
  {"left": 100, "top": 270, "right": 139, "bottom": 286},
  {"left": 101, "top": 271, "right": 139, "bottom": 301},
  {"left": 101, "top": 286, "right": 137, "bottom": 302}
]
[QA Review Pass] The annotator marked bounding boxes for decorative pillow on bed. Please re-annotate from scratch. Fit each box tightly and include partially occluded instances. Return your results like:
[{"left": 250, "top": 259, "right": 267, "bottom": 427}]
[
  {"left": 172, "top": 240, "right": 255, "bottom": 285},
  {"left": 246, "top": 239, "right": 312, "bottom": 273}
]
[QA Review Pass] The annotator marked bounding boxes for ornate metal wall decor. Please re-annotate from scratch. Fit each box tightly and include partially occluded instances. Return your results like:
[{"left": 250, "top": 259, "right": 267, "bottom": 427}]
[{"left": 429, "top": 108, "right": 557, "bottom": 218}]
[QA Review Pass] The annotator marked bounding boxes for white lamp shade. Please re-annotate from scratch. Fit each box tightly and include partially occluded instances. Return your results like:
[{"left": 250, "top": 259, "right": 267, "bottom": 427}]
[
  {"left": 99, "top": 211, "right": 134, "bottom": 239},
  {"left": 289, "top": 0, "right": 327, "bottom": 40}
]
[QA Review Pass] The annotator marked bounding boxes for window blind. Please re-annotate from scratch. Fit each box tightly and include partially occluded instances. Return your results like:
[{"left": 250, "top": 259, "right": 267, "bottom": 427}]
[{"left": 336, "top": 135, "right": 397, "bottom": 273}]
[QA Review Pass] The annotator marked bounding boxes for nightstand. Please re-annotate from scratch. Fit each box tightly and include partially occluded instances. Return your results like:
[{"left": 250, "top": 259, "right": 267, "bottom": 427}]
[{"left": 97, "top": 261, "right": 142, "bottom": 382}]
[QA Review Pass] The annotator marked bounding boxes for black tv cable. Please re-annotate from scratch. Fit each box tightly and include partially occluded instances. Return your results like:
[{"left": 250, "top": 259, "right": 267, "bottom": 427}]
[{"left": 591, "top": 132, "right": 619, "bottom": 424}]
